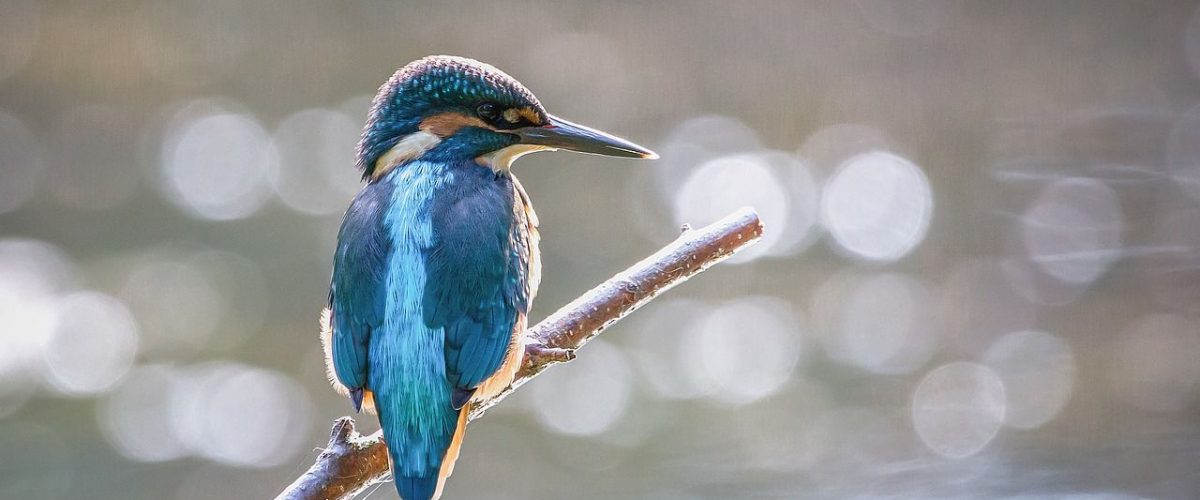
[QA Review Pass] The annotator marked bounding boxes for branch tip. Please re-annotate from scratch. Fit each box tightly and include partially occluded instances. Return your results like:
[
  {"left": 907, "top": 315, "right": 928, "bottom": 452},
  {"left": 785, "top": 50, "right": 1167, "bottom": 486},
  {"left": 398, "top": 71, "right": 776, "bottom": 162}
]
[{"left": 330, "top": 417, "right": 356, "bottom": 444}]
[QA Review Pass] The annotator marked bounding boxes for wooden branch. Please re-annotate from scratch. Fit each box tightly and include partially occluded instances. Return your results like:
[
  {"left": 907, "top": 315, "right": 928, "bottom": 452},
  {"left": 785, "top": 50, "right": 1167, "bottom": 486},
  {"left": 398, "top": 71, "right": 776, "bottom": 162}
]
[
  {"left": 277, "top": 208, "right": 763, "bottom": 500},
  {"left": 277, "top": 417, "right": 391, "bottom": 500}
]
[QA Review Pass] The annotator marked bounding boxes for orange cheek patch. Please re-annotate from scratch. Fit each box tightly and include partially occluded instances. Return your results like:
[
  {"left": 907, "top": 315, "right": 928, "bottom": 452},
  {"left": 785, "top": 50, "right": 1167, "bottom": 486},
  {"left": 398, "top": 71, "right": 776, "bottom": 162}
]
[{"left": 420, "top": 112, "right": 490, "bottom": 137}]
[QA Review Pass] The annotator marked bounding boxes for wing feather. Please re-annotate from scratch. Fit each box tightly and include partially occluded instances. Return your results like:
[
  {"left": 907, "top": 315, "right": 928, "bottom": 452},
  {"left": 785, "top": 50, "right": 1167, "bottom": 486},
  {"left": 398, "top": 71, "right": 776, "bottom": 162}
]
[
  {"left": 424, "top": 173, "right": 531, "bottom": 395},
  {"left": 327, "top": 182, "right": 395, "bottom": 399}
]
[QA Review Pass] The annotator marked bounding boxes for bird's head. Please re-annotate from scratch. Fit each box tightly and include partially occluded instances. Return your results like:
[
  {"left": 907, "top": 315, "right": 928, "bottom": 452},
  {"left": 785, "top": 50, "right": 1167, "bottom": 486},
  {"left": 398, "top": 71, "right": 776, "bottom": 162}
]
[{"left": 356, "top": 55, "right": 656, "bottom": 180}]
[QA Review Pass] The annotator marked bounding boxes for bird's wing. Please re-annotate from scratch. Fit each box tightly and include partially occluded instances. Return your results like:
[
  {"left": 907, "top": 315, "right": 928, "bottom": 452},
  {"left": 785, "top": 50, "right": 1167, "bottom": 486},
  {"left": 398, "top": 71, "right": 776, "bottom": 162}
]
[
  {"left": 328, "top": 183, "right": 394, "bottom": 396},
  {"left": 424, "top": 180, "right": 532, "bottom": 406}
]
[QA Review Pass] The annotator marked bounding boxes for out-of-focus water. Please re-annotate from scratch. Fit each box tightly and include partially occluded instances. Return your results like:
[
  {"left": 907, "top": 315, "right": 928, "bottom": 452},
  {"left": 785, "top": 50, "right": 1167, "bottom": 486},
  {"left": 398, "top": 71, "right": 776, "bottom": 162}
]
[{"left": 1, "top": 1, "right": 1199, "bottom": 498}]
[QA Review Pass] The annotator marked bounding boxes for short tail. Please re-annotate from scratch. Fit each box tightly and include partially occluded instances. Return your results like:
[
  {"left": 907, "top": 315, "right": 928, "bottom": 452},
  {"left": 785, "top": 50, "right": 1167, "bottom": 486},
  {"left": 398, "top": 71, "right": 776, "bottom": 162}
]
[
  {"left": 387, "top": 404, "right": 470, "bottom": 500},
  {"left": 393, "top": 472, "right": 436, "bottom": 498},
  {"left": 394, "top": 475, "right": 437, "bottom": 500}
]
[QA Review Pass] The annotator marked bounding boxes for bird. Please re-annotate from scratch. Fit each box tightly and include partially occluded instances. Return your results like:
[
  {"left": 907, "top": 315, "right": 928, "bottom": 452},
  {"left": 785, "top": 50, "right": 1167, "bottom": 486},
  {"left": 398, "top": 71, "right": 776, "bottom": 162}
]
[{"left": 320, "top": 55, "right": 656, "bottom": 500}]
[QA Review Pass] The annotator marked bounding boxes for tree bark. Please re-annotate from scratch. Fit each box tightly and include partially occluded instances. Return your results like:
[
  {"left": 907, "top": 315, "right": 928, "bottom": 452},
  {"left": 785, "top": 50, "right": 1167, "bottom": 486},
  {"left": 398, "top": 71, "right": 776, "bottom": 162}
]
[{"left": 276, "top": 207, "right": 763, "bottom": 500}]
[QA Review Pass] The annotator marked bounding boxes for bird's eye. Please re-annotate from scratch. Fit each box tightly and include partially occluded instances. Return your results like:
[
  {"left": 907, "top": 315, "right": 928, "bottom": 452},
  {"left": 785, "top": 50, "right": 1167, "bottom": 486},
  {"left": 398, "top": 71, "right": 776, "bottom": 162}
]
[{"left": 476, "top": 102, "right": 499, "bottom": 120}]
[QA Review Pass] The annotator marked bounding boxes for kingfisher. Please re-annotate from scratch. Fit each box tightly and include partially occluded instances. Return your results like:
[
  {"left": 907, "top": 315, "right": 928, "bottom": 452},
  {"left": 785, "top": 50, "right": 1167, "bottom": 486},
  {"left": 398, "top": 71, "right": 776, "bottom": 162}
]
[{"left": 320, "top": 55, "right": 656, "bottom": 500}]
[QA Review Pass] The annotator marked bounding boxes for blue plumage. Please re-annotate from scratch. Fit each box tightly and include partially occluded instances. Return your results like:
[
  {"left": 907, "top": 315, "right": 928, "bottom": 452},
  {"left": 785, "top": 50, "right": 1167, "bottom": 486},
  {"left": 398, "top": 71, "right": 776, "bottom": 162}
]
[
  {"left": 330, "top": 159, "right": 530, "bottom": 499},
  {"left": 324, "top": 55, "right": 653, "bottom": 500},
  {"left": 330, "top": 180, "right": 394, "bottom": 398},
  {"left": 371, "top": 161, "right": 459, "bottom": 496},
  {"left": 425, "top": 165, "right": 525, "bottom": 393}
]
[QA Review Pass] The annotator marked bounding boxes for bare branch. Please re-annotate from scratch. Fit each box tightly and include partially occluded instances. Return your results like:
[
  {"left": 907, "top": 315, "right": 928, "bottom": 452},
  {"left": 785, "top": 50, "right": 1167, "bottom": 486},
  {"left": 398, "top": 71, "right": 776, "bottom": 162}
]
[
  {"left": 276, "top": 417, "right": 391, "bottom": 500},
  {"left": 276, "top": 208, "right": 763, "bottom": 500}
]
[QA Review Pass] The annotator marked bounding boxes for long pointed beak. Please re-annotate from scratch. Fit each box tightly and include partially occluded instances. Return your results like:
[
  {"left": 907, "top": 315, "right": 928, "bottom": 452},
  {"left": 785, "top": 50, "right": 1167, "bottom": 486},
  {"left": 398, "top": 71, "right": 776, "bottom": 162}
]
[{"left": 514, "top": 114, "right": 657, "bottom": 159}]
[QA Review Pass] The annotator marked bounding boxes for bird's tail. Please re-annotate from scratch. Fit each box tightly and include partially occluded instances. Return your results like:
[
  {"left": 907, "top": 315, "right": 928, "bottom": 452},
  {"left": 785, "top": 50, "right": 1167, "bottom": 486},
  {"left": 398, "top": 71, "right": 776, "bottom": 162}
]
[
  {"left": 394, "top": 475, "right": 438, "bottom": 500},
  {"left": 378, "top": 391, "right": 471, "bottom": 500}
]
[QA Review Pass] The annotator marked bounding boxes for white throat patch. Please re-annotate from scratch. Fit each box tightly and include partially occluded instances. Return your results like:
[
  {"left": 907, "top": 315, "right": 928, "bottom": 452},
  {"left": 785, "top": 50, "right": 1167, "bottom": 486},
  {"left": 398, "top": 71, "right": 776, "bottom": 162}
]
[{"left": 477, "top": 144, "right": 553, "bottom": 173}]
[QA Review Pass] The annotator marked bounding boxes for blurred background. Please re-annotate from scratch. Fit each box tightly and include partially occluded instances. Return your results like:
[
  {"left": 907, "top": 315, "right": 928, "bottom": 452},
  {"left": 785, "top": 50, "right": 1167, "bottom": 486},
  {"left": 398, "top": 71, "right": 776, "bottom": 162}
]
[{"left": 2, "top": 0, "right": 1200, "bottom": 498}]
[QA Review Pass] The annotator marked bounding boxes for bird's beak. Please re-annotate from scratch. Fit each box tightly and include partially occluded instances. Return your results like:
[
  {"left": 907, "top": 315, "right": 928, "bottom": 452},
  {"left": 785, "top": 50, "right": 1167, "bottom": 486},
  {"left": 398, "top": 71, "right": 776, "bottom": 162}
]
[{"left": 514, "top": 114, "right": 658, "bottom": 159}]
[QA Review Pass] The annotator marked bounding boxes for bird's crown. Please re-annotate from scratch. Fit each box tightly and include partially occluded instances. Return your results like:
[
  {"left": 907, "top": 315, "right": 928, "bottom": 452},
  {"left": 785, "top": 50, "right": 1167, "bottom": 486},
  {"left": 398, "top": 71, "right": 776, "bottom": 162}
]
[{"left": 385, "top": 56, "right": 545, "bottom": 122}]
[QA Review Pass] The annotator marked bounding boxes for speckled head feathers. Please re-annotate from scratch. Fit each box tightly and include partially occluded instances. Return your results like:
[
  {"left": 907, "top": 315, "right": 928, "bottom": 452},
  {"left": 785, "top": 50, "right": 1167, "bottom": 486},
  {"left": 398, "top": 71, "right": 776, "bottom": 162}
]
[
  {"left": 386, "top": 56, "right": 543, "bottom": 116},
  {"left": 355, "top": 56, "right": 548, "bottom": 176}
]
